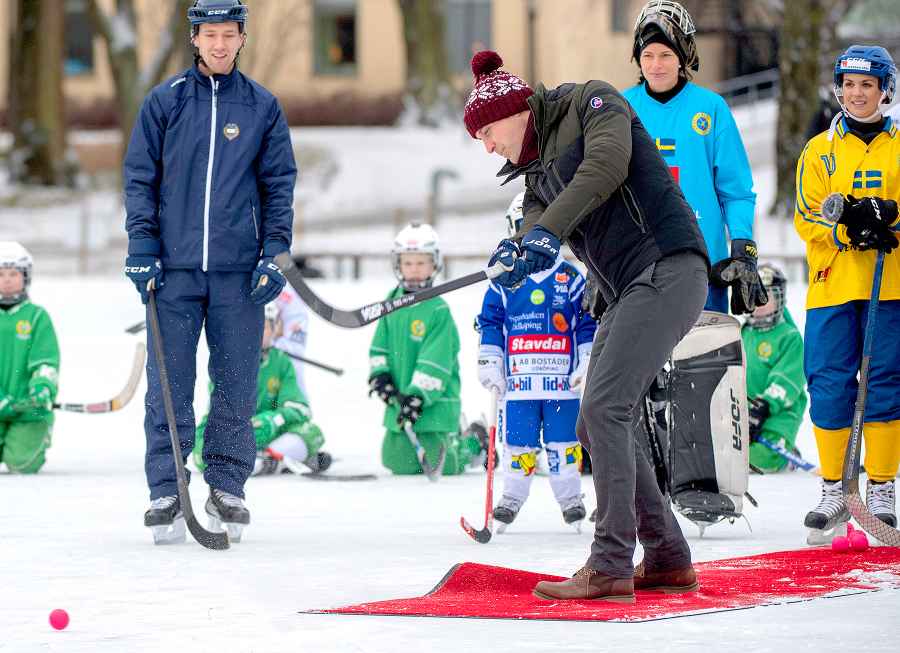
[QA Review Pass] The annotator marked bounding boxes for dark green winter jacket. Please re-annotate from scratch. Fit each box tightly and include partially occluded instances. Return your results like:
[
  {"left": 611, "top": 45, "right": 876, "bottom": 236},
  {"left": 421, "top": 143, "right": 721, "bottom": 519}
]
[{"left": 498, "top": 80, "right": 709, "bottom": 303}]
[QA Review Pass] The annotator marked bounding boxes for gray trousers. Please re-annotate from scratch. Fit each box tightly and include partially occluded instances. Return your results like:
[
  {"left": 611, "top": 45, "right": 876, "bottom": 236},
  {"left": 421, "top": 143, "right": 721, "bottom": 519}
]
[{"left": 576, "top": 251, "right": 708, "bottom": 578}]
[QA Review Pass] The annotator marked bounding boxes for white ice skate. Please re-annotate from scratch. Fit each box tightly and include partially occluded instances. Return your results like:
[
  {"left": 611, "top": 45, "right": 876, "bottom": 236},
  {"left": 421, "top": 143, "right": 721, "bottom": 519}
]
[
  {"left": 144, "top": 495, "right": 186, "bottom": 545},
  {"left": 805, "top": 479, "right": 850, "bottom": 545},
  {"left": 867, "top": 479, "right": 897, "bottom": 529}
]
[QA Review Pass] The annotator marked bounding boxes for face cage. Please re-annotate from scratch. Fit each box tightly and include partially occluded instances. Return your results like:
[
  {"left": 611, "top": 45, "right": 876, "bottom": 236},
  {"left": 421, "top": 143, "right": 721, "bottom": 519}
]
[
  {"left": 634, "top": 1, "right": 696, "bottom": 37},
  {"left": 392, "top": 251, "right": 441, "bottom": 291},
  {"left": 0, "top": 263, "right": 31, "bottom": 306},
  {"left": 746, "top": 284, "right": 785, "bottom": 330}
]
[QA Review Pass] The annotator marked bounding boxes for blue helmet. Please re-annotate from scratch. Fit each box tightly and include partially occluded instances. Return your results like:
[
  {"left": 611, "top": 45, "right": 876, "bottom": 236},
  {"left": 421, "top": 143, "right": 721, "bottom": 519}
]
[
  {"left": 188, "top": 0, "right": 248, "bottom": 32},
  {"left": 833, "top": 45, "right": 896, "bottom": 104}
]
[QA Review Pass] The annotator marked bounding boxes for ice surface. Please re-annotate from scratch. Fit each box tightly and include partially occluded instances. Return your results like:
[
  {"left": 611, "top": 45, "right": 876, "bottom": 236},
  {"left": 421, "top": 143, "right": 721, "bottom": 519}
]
[{"left": 3, "top": 275, "right": 898, "bottom": 652}]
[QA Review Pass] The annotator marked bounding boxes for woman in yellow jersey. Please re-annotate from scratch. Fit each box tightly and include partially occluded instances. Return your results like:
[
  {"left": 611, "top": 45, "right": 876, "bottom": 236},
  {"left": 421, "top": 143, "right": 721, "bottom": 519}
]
[{"left": 794, "top": 45, "right": 899, "bottom": 543}]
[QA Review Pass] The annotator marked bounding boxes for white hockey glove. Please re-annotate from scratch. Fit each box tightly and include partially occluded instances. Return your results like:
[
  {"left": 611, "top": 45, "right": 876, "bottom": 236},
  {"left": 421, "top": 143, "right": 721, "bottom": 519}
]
[
  {"left": 477, "top": 349, "right": 506, "bottom": 398},
  {"left": 569, "top": 343, "right": 592, "bottom": 389}
]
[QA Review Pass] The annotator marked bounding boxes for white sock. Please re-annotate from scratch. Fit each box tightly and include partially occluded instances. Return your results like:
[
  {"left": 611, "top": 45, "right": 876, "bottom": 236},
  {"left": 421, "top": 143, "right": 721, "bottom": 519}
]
[
  {"left": 545, "top": 441, "right": 583, "bottom": 504},
  {"left": 501, "top": 445, "right": 539, "bottom": 502},
  {"left": 268, "top": 432, "right": 309, "bottom": 462}
]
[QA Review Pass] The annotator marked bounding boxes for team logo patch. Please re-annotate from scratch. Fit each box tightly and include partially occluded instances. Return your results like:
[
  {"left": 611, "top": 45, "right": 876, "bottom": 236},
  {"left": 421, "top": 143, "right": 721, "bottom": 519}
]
[
  {"left": 223, "top": 123, "right": 240, "bottom": 140},
  {"left": 511, "top": 451, "right": 537, "bottom": 476},
  {"left": 15, "top": 320, "right": 31, "bottom": 339},
  {"left": 552, "top": 312, "right": 569, "bottom": 332},
  {"left": 691, "top": 112, "right": 712, "bottom": 136},
  {"left": 565, "top": 444, "right": 583, "bottom": 466},
  {"left": 814, "top": 267, "right": 831, "bottom": 283},
  {"left": 841, "top": 58, "right": 871, "bottom": 72},
  {"left": 530, "top": 289, "right": 545, "bottom": 305},
  {"left": 266, "top": 377, "right": 281, "bottom": 396},
  {"left": 410, "top": 319, "right": 426, "bottom": 339},
  {"left": 555, "top": 272, "right": 569, "bottom": 283},
  {"left": 757, "top": 342, "right": 772, "bottom": 360},
  {"left": 589, "top": 96, "right": 604, "bottom": 109}
]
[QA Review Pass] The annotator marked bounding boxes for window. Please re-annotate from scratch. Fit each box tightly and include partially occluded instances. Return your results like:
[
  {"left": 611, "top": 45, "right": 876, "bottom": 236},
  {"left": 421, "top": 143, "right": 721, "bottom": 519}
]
[
  {"left": 314, "top": 0, "right": 357, "bottom": 76},
  {"left": 445, "top": 0, "right": 491, "bottom": 74},
  {"left": 65, "top": 0, "right": 94, "bottom": 75},
  {"left": 611, "top": 0, "right": 632, "bottom": 33}
]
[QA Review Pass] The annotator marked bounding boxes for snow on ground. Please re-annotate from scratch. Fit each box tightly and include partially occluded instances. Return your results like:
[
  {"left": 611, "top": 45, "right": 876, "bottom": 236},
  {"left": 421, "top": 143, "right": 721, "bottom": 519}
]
[{"left": 3, "top": 274, "right": 899, "bottom": 652}]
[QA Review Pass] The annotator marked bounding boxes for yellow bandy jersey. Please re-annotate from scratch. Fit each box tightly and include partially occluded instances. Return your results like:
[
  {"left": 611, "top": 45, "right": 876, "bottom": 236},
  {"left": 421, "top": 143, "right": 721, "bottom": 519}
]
[{"left": 794, "top": 116, "right": 900, "bottom": 309}]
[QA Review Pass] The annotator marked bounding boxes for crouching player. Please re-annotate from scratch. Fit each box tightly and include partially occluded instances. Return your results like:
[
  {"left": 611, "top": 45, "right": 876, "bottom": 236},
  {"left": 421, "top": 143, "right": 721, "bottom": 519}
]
[
  {"left": 476, "top": 194, "right": 597, "bottom": 531},
  {"left": 742, "top": 263, "right": 807, "bottom": 473},
  {"left": 193, "top": 303, "right": 330, "bottom": 479},
  {"left": 0, "top": 242, "right": 59, "bottom": 474},
  {"left": 368, "top": 224, "right": 483, "bottom": 476}
]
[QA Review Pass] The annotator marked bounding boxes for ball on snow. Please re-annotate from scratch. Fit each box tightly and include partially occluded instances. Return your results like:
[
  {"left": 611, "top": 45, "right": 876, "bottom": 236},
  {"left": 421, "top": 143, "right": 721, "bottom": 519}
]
[{"left": 49, "top": 608, "right": 69, "bottom": 630}]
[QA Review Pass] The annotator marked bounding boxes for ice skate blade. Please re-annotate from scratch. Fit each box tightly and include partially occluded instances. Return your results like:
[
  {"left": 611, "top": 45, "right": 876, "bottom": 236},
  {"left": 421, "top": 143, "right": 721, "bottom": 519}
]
[
  {"left": 567, "top": 520, "right": 584, "bottom": 534},
  {"left": 806, "top": 521, "right": 847, "bottom": 546},
  {"left": 207, "top": 515, "right": 245, "bottom": 544},
  {"left": 496, "top": 522, "right": 509, "bottom": 534},
  {"left": 150, "top": 516, "right": 186, "bottom": 545}
]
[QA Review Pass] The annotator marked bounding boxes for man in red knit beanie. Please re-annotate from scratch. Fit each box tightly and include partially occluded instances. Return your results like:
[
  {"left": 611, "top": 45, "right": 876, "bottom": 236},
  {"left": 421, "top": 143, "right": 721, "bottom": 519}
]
[{"left": 465, "top": 50, "right": 711, "bottom": 603}]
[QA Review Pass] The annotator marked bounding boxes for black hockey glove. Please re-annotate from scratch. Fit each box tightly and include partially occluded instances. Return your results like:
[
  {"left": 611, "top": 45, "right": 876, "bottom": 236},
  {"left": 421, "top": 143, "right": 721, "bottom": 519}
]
[
  {"left": 710, "top": 239, "right": 768, "bottom": 315},
  {"left": 396, "top": 393, "right": 424, "bottom": 427},
  {"left": 838, "top": 195, "right": 899, "bottom": 253},
  {"left": 368, "top": 372, "right": 398, "bottom": 405},
  {"left": 748, "top": 397, "right": 770, "bottom": 443}
]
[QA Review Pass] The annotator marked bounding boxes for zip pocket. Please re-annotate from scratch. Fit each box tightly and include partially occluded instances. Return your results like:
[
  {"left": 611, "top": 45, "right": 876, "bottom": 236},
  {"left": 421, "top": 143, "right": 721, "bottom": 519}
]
[
  {"left": 251, "top": 203, "right": 259, "bottom": 240},
  {"left": 620, "top": 183, "right": 646, "bottom": 233}
]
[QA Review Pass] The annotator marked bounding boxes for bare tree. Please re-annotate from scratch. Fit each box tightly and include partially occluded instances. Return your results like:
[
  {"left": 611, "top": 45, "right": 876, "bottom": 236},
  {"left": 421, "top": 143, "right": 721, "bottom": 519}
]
[
  {"left": 397, "top": 0, "right": 455, "bottom": 126},
  {"left": 7, "top": 0, "right": 70, "bottom": 186},
  {"left": 773, "top": 0, "right": 857, "bottom": 216},
  {"left": 87, "top": 0, "right": 192, "bottom": 156}
]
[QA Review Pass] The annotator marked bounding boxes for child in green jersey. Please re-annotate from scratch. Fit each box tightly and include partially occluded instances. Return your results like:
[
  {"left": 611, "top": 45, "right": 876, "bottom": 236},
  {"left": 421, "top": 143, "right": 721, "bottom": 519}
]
[
  {"left": 742, "top": 263, "right": 807, "bottom": 472},
  {"left": 0, "top": 242, "right": 59, "bottom": 473},
  {"left": 193, "top": 302, "right": 329, "bottom": 476},
  {"left": 367, "top": 224, "right": 483, "bottom": 476}
]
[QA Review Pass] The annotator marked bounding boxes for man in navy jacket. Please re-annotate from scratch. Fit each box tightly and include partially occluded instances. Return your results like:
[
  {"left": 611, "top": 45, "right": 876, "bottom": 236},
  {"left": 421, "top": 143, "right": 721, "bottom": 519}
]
[{"left": 124, "top": 0, "right": 297, "bottom": 544}]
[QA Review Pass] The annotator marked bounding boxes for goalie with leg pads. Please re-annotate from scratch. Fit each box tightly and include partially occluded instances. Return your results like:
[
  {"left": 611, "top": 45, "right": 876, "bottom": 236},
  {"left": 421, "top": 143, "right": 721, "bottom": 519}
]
[{"left": 665, "top": 311, "right": 750, "bottom": 534}]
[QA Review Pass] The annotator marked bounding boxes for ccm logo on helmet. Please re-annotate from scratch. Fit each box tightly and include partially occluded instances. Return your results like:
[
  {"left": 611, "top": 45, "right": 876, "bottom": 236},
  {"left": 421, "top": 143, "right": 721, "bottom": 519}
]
[{"left": 207, "top": 8, "right": 230, "bottom": 15}]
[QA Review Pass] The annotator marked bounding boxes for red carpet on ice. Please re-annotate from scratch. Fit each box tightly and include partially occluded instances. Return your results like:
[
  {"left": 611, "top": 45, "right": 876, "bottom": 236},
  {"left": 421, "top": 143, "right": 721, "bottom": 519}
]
[{"left": 303, "top": 547, "right": 900, "bottom": 622}]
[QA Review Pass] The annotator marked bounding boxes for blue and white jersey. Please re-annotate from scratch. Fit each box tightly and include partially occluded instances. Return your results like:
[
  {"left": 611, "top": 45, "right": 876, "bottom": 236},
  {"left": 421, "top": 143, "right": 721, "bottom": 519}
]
[
  {"left": 623, "top": 82, "right": 756, "bottom": 266},
  {"left": 476, "top": 258, "right": 596, "bottom": 400}
]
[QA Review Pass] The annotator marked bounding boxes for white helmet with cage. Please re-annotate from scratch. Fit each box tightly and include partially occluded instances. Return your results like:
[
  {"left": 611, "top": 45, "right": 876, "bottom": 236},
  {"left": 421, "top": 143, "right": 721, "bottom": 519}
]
[
  {"left": 392, "top": 223, "right": 443, "bottom": 290},
  {"left": 746, "top": 263, "right": 787, "bottom": 330},
  {"left": 0, "top": 241, "right": 33, "bottom": 306},
  {"left": 505, "top": 192, "right": 525, "bottom": 238}
]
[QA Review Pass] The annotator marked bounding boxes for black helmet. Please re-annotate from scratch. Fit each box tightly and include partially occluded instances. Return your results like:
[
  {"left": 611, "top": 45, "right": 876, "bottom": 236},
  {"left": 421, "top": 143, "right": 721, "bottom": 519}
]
[
  {"left": 188, "top": 0, "right": 248, "bottom": 33},
  {"left": 632, "top": 1, "right": 699, "bottom": 73}
]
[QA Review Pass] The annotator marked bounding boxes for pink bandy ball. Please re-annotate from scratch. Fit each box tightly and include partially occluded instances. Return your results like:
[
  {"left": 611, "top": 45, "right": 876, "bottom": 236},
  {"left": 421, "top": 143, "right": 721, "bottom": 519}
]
[
  {"left": 849, "top": 531, "right": 870, "bottom": 551},
  {"left": 49, "top": 609, "right": 69, "bottom": 630},
  {"left": 831, "top": 535, "right": 850, "bottom": 552}
]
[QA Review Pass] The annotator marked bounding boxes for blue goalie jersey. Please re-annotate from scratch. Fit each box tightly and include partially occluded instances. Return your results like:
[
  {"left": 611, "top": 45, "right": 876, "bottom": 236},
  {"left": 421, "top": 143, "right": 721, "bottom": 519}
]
[{"left": 476, "top": 258, "right": 597, "bottom": 400}]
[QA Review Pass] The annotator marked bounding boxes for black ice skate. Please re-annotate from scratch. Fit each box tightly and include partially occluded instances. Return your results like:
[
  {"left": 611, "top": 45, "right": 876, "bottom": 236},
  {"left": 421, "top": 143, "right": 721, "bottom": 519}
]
[
  {"left": 804, "top": 479, "right": 850, "bottom": 545},
  {"left": 144, "top": 495, "right": 185, "bottom": 545},
  {"left": 866, "top": 479, "right": 897, "bottom": 529},
  {"left": 493, "top": 495, "right": 524, "bottom": 534},
  {"left": 302, "top": 450, "right": 333, "bottom": 474},
  {"left": 205, "top": 488, "right": 250, "bottom": 543},
  {"left": 673, "top": 489, "right": 742, "bottom": 537},
  {"left": 560, "top": 495, "right": 587, "bottom": 533}
]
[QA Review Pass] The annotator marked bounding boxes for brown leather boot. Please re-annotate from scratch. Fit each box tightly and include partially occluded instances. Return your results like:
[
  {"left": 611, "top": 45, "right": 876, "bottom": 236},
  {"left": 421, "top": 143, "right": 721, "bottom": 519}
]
[
  {"left": 533, "top": 566, "right": 635, "bottom": 603},
  {"left": 633, "top": 561, "right": 699, "bottom": 593}
]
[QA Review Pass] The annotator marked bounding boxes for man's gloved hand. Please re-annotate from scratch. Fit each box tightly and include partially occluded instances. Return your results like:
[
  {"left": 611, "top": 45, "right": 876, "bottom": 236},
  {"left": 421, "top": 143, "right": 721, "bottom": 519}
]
[
  {"left": 396, "top": 393, "right": 424, "bottom": 427},
  {"left": 477, "top": 353, "right": 506, "bottom": 397},
  {"left": 124, "top": 255, "right": 164, "bottom": 304},
  {"left": 569, "top": 344, "right": 592, "bottom": 389},
  {"left": 488, "top": 239, "right": 522, "bottom": 287},
  {"left": 250, "top": 257, "right": 287, "bottom": 305},
  {"left": 710, "top": 239, "right": 768, "bottom": 315},
  {"left": 520, "top": 225, "right": 561, "bottom": 275},
  {"left": 251, "top": 411, "right": 285, "bottom": 441},
  {"left": 748, "top": 397, "right": 770, "bottom": 442},
  {"left": 368, "top": 372, "right": 399, "bottom": 405},
  {"left": 838, "top": 195, "right": 899, "bottom": 253}
]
